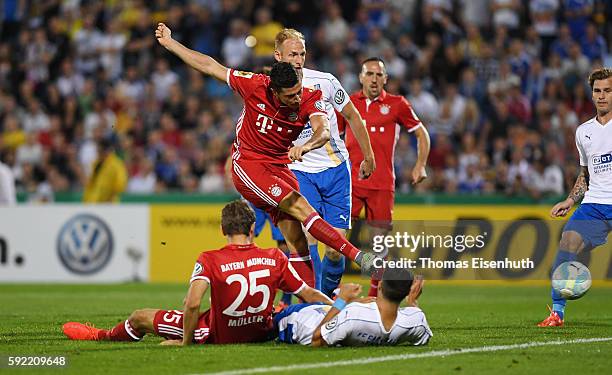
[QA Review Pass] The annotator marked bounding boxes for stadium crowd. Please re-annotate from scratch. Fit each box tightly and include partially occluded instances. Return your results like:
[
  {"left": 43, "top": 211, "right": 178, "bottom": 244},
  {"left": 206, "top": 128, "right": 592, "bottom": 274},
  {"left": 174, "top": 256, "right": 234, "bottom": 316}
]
[{"left": 0, "top": 0, "right": 610, "bottom": 202}]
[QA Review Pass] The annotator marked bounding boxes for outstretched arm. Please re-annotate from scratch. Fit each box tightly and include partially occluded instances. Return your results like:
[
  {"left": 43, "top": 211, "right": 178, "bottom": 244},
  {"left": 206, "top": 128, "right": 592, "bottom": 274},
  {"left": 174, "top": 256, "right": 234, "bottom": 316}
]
[
  {"left": 155, "top": 23, "right": 228, "bottom": 82},
  {"left": 296, "top": 286, "right": 333, "bottom": 305},
  {"left": 311, "top": 283, "right": 362, "bottom": 347},
  {"left": 341, "top": 102, "right": 375, "bottom": 179}
]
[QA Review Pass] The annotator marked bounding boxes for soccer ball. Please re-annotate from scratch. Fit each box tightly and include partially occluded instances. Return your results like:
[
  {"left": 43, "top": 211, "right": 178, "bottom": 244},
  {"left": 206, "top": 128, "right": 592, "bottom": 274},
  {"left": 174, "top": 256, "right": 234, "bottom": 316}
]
[{"left": 551, "top": 261, "right": 592, "bottom": 300}]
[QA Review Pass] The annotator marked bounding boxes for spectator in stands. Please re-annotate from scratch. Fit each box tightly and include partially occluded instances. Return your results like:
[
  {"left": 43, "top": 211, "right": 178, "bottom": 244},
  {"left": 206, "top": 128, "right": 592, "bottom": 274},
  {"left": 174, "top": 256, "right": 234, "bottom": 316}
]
[
  {"left": 321, "top": 2, "right": 350, "bottom": 46},
  {"left": 564, "top": 0, "right": 593, "bottom": 40},
  {"left": 491, "top": 0, "right": 522, "bottom": 35},
  {"left": 83, "top": 138, "right": 127, "bottom": 203},
  {"left": 127, "top": 155, "right": 157, "bottom": 194},
  {"left": 0, "top": 152, "right": 16, "bottom": 205},
  {"left": 250, "top": 7, "right": 283, "bottom": 65},
  {"left": 408, "top": 78, "right": 439, "bottom": 127},
  {"left": 0, "top": 1, "right": 608, "bottom": 201},
  {"left": 526, "top": 158, "right": 564, "bottom": 198},
  {"left": 550, "top": 23, "right": 574, "bottom": 59},
  {"left": 73, "top": 14, "right": 102, "bottom": 76},
  {"left": 221, "top": 19, "right": 251, "bottom": 68},
  {"left": 529, "top": 0, "right": 560, "bottom": 59},
  {"left": 580, "top": 22, "right": 607, "bottom": 62},
  {"left": 151, "top": 59, "right": 179, "bottom": 102}
]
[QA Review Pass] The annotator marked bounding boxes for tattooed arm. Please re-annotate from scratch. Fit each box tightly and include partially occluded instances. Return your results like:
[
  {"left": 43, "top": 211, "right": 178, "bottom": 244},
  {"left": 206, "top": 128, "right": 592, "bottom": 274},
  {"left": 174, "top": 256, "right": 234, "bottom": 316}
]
[
  {"left": 568, "top": 166, "right": 589, "bottom": 204},
  {"left": 551, "top": 166, "right": 589, "bottom": 217}
]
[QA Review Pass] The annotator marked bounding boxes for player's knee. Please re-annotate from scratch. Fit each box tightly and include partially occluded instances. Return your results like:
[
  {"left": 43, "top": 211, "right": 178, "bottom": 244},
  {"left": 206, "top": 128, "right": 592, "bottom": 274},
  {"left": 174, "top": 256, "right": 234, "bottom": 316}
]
[
  {"left": 292, "top": 234, "right": 309, "bottom": 256},
  {"left": 325, "top": 247, "right": 342, "bottom": 262},
  {"left": 277, "top": 241, "right": 289, "bottom": 253},
  {"left": 559, "top": 231, "right": 585, "bottom": 253},
  {"left": 128, "top": 310, "right": 148, "bottom": 330},
  {"left": 280, "top": 192, "right": 314, "bottom": 221},
  {"left": 305, "top": 232, "right": 317, "bottom": 246}
]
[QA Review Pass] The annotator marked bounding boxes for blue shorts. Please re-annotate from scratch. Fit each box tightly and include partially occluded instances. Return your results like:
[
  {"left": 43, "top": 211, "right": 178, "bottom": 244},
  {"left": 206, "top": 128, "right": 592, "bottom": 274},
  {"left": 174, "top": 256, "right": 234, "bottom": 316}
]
[
  {"left": 273, "top": 303, "right": 321, "bottom": 343},
  {"left": 292, "top": 162, "right": 351, "bottom": 229},
  {"left": 564, "top": 203, "right": 612, "bottom": 250},
  {"left": 250, "top": 202, "right": 285, "bottom": 242}
]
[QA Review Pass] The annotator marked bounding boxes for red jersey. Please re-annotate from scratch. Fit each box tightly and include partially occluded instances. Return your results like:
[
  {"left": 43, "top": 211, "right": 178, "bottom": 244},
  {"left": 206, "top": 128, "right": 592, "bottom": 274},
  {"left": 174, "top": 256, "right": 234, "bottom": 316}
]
[
  {"left": 344, "top": 90, "right": 422, "bottom": 191},
  {"left": 190, "top": 243, "right": 306, "bottom": 344},
  {"left": 227, "top": 69, "right": 326, "bottom": 163}
]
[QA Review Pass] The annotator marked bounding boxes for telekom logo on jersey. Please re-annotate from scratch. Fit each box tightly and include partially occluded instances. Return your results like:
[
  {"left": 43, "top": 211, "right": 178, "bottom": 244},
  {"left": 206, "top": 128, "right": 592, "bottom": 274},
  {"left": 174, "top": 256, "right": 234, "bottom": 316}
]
[
  {"left": 256, "top": 114, "right": 273, "bottom": 134},
  {"left": 256, "top": 113, "right": 294, "bottom": 135}
]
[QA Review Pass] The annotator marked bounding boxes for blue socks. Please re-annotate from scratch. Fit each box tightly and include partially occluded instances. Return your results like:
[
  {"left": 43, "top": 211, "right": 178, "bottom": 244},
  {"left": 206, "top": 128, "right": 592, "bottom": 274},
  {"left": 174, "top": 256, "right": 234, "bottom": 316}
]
[
  {"left": 309, "top": 244, "right": 322, "bottom": 290},
  {"left": 320, "top": 255, "right": 345, "bottom": 297},
  {"left": 551, "top": 250, "right": 577, "bottom": 320}
]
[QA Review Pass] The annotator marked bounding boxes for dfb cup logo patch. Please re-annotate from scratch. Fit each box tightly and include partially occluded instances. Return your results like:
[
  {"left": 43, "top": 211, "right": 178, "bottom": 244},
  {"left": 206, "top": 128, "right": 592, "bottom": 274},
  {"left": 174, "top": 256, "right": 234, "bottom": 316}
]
[
  {"left": 380, "top": 104, "right": 390, "bottom": 115},
  {"left": 334, "top": 89, "right": 345, "bottom": 105},
  {"left": 268, "top": 184, "right": 282, "bottom": 197},
  {"left": 192, "top": 262, "right": 203, "bottom": 278},
  {"left": 325, "top": 316, "right": 338, "bottom": 330},
  {"left": 315, "top": 100, "right": 325, "bottom": 112},
  {"left": 288, "top": 112, "right": 298, "bottom": 122},
  {"left": 57, "top": 214, "right": 114, "bottom": 275},
  {"left": 233, "top": 70, "right": 253, "bottom": 78}
]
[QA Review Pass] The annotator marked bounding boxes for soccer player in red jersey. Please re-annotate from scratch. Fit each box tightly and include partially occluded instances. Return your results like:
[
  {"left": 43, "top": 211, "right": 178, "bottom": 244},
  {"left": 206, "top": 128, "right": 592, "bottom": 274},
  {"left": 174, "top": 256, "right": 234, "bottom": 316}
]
[
  {"left": 153, "top": 23, "right": 377, "bottom": 286},
  {"left": 62, "top": 200, "right": 332, "bottom": 345},
  {"left": 344, "top": 57, "right": 431, "bottom": 296}
]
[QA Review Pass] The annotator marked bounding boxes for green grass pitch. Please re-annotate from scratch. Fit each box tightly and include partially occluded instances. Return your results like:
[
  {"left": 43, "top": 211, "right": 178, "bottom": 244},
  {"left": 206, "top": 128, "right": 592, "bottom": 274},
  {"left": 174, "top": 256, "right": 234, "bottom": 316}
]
[{"left": 1, "top": 282, "right": 612, "bottom": 374}]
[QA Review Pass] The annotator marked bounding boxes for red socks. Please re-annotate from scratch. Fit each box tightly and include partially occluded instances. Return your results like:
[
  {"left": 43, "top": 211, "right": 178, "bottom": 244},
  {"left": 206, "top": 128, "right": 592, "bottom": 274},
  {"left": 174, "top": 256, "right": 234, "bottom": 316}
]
[
  {"left": 368, "top": 279, "right": 380, "bottom": 297},
  {"left": 104, "top": 320, "right": 143, "bottom": 341},
  {"left": 368, "top": 262, "right": 385, "bottom": 297},
  {"left": 303, "top": 213, "right": 361, "bottom": 261},
  {"left": 289, "top": 255, "right": 315, "bottom": 288}
]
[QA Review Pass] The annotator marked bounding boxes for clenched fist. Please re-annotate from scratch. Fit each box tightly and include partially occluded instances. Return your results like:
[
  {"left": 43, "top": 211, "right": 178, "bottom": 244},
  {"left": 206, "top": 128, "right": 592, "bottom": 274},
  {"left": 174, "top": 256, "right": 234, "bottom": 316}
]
[{"left": 155, "top": 23, "right": 173, "bottom": 49}]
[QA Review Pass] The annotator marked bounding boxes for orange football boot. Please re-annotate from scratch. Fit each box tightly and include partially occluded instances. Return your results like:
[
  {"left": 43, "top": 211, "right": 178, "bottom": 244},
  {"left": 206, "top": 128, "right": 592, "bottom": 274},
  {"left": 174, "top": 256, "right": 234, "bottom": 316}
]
[
  {"left": 274, "top": 301, "right": 291, "bottom": 314},
  {"left": 537, "top": 305, "right": 564, "bottom": 327},
  {"left": 62, "top": 322, "right": 106, "bottom": 340}
]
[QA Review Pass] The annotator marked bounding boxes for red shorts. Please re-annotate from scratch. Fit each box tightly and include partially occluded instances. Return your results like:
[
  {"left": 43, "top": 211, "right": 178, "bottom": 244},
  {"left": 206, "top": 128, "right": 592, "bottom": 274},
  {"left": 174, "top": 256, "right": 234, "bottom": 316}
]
[
  {"left": 153, "top": 309, "right": 211, "bottom": 344},
  {"left": 351, "top": 186, "right": 394, "bottom": 229},
  {"left": 231, "top": 158, "right": 299, "bottom": 225}
]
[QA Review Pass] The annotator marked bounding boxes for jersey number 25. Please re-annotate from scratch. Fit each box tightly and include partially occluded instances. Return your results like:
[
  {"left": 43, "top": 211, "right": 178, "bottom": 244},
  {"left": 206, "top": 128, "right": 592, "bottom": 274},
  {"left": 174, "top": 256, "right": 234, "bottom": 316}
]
[{"left": 222, "top": 270, "right": 271, "bottom": 317}]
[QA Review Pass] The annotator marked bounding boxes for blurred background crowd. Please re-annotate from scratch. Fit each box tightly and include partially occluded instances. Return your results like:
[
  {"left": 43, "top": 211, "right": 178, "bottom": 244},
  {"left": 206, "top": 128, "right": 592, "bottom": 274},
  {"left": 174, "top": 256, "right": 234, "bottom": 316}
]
[{"left": 0, "top": 0, "right": 610, "bottom": 202}]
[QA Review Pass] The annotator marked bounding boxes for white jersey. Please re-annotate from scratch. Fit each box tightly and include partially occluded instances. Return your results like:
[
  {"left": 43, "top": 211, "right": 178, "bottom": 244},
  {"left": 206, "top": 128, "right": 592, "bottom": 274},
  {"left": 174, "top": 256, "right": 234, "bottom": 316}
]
[
  {"left": 0, "top": 161, "right": 16, "bottom": 205},
  {"left": 575, "top": 117, "right": 612, "bottom": 204},
  {"left": 278, "top": 302, "right": 432, "bottom": 346},
  {"left": 289, "top": 68, "right": 351, "bottom": 173}
]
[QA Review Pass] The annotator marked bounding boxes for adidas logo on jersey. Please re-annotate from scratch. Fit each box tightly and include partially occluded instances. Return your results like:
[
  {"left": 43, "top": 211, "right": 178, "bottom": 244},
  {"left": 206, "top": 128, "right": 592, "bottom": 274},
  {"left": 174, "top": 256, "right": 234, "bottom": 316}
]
[{"left": 257, "top": 103, "right": 266, "bottom": 111}]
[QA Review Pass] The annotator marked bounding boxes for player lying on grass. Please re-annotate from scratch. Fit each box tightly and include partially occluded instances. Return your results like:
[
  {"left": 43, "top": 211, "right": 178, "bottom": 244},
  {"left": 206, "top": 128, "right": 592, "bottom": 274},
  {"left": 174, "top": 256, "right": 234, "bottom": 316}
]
[
  {"left": 63, "top": 200, "right": 332, "bottom": 345},
  {"left": 155, "top": 23, "right": 378, "bottom": 290},
  {"left": 274, "top": 268, "right": 431, "bottom": 346}
]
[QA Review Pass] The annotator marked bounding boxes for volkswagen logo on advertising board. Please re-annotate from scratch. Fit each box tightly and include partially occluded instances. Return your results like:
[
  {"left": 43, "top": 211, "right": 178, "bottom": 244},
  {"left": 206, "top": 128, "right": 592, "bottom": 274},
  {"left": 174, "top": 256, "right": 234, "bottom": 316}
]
[{"left": 57, "top": 214, "right": 113, "bottom": 274}]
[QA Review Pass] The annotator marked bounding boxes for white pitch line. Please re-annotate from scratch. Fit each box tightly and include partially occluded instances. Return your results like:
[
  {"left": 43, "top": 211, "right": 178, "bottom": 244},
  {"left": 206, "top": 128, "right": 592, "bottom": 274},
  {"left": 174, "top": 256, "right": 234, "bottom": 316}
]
[{"left": 194, "top": 337, "right": 612, "bottom": 375}]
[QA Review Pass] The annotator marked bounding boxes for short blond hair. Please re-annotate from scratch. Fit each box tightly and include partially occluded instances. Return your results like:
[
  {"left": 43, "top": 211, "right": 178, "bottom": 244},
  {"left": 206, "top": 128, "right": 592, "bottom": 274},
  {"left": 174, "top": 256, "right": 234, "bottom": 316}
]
[
  {"left": 274, "top": 28, "right": 305, "bottom": 50},
  {"left": 588, "top": 68, "right": 612, "bottom": 88}
]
